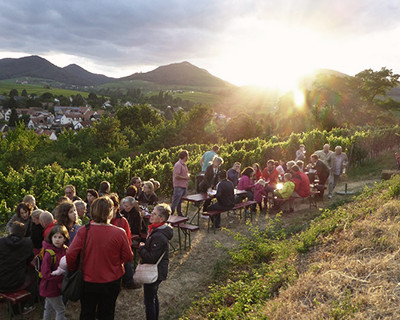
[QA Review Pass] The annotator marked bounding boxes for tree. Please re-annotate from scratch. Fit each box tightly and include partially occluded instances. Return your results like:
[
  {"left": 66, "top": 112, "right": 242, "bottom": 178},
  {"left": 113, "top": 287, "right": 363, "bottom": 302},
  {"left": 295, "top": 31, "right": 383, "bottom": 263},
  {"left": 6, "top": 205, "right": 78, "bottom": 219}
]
[
  {"left": 351, "top": 67, "right": 400, "bottom": 105},
  {"left": 21, "top": 89, "right": 28, "bottom": 97},
  {"left": 8, "top": 108, "right": 18, "bottom": 127},
  {"left": 9, "top": 89, "right": 18, "bottom": 98}
]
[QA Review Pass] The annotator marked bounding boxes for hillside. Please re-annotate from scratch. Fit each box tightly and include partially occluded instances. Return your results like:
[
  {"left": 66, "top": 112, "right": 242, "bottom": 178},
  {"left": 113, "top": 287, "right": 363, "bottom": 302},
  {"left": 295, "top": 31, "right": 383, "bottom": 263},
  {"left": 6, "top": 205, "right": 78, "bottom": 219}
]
[
  {"left": 0, "top": 55, "right": 113, "bottom": 86},
  {"left": 119, "top": 61, "right": 233, "bottom": 87}
]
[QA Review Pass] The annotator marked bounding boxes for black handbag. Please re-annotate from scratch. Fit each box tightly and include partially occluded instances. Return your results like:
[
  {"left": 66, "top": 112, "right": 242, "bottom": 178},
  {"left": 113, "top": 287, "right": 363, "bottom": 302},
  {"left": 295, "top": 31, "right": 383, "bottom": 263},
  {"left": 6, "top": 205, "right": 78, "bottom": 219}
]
[{"left": 61, "top": 223, "right": 90, "bottom": 302}]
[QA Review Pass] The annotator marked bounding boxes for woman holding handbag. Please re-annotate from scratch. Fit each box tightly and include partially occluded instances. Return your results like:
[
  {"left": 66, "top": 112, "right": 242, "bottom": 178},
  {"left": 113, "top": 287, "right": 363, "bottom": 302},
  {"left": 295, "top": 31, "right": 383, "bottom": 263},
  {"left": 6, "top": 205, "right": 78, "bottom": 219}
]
[
  {"left": 66, "top": 196, "right": 133, "bottom": 320},
  {"left": 138, "top": 203, "right": 173, "bottom": 320}
]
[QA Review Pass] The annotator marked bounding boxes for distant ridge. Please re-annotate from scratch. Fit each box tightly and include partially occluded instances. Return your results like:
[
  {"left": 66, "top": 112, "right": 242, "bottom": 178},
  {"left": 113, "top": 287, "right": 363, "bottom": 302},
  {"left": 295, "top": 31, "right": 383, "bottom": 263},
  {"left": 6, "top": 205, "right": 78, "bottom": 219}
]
[
  {"left": 120, "top": 61, "right": 232, "bottom": 87},
  {"left": 0, "top": 55, "right": 114, "bottom": 86}
]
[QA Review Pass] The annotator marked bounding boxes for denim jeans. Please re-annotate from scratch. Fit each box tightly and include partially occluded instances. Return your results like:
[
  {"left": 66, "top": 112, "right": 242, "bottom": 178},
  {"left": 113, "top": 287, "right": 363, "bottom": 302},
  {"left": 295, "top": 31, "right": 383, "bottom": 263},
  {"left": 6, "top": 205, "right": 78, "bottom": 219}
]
[
  {"left": 43, "top": 296, "right": 66, "bottom": 320},
  {"left": 143, "top": 280, "right": 162, "bottom": 320},
  {"left": 171, "top": 187, "right": 186, "bottom": 216}
]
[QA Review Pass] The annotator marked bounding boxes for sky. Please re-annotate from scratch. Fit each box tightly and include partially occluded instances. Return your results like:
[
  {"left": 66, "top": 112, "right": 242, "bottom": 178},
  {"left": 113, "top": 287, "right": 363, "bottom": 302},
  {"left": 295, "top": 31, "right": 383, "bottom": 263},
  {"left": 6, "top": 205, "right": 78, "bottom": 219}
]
[{"left": 1, "top": 0, "right": 400, "bottom": 90}]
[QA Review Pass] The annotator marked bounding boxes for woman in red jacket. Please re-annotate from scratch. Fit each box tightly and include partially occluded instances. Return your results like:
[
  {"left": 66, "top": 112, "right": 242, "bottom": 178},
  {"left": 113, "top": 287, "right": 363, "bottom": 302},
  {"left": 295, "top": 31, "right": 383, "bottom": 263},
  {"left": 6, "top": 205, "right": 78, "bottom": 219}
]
[{"left": 66, "top": 197, "right": 133, "bottom": 320}]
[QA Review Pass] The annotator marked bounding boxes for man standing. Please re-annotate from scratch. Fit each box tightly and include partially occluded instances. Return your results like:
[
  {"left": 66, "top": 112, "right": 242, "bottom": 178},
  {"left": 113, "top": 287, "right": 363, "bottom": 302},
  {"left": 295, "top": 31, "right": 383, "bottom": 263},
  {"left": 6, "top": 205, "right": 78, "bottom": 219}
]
[
  {"left": 204, "top": 170, "right": 235, "bottom": 229},
  {"left": 310, "top": 154, "right": 330, "bottom": 197},
  {"left": 327, "top": 146, "right": 348, "bottom": 199},
  {"left": 200, "top": 145, "right": 219, "bottom": 172},
  {"left": 315, "top": 144, "right": 334, "bottom": 166},
  {"left": 171, "top": 150, "right": 190, "bottom": 216}
]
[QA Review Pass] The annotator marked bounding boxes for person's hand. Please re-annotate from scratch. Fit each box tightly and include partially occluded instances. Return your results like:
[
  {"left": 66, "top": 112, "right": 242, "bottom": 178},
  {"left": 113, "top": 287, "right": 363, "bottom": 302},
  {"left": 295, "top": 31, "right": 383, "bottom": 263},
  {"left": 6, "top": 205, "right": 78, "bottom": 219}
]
[{"left": 139, "top": 242, "right": 145, "bottom": 247}]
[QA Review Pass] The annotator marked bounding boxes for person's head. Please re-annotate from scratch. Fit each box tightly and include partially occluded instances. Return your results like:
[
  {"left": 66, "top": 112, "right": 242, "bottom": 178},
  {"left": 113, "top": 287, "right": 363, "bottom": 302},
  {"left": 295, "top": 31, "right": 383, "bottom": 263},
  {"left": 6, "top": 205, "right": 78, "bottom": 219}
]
[
  {"left": 323, "top": 144, "right": 330, "bottom": 153},
  {"left": 218, "top": 170, "right": 227, "bottom": 180},
  {"left": 311, "top": 154, "right": 319, "bottom": 164},
  {"left": 212, "top": 145, "right": 219, "bottom": 153},
  {"left": 126, "top": 185, "right": 138, "bottom": 197},
  {"left": 267, "top": 159, "right": 275, "bottom": 170},
  {"left": 212, "top": 156, "right": 224, "bottom": 168},
  {"left": 74, "top": 200, "right": 87, "bottom": 218},
  {"left": 257, "top": 179, "right": 266, "bottom": 187},
  {"left": 57, "top": 196, "right": 69, "bottom": 205},
  {"left": 90, "top": 196, "right": 113, "bottom": 224},
  {"left": 9, "top": 221, "right": 26, "bottom": 237},
  {"left": 15, "top": 202, "right": 33, "bottom": 221},
  {"left": 283, "top": 173, "right": 292, "bottom": 182},
  {"left": 150, "top": 203, "right": 171, "bottom": 224},
  {"left": 143, "top": 181, "right": 155, "bottom": 194},
  {"left": 149, "top": 178, "right": 160, "bottom": 192},
  {"left": 252, "top": 163, "right": 260, "bottom": 172},
  {"left": 31, "top": 209, "right": 44, "bottom": 225},
  {"left": 86, "top": 189, "right": 99, "bottom": 204},
  {"left": 121, "top": 196, "right": 136, "bottom": 212},
  {"left": 108, "top": 193, "right": 119, "bottom": 217},
  {"left": 335, "top": 146, "right": 342, "bottom": 155},
  {"left": 39, "top": 211, "right": 54, "bottom": 228},
  {"left": 241, "top": 166, "right": 254, "bottom": 177},
  {"left": 179, "top": 150, "right": 189, "bottom": 162},
  {"left": 64, "top": 185, "right": 76, "bottom": 200},
  {"left": 232, "top": 162, "right": 241, "bottom": 172},
  {"left": 23, "top": 195, "right": 36, "bottom": 208},
  {"left": 287, "top": 161, "right": 296, "bottom": 170},
  {"left": 99, "top": 181, "right": 111, "bottom": 195},
  {"left": 279, "top": 160, "right": 286, "bottom": 166},
  {"left": 130, "top": 177, "right": 142, "bottom": 189},
  {"left": 299, "top": 144, "right": 305, "bottom": 151},
  {"left": 291, "top": 165, "right": 300, "bottom": 173},
  {"left": 47, "top": 224, "right": 69, "bottom": 248},
  {"left": 296, "top": 160, "right": 304, "bottom": 170},
  {"left": 55, "top": 200, "right": 77, "bottom": 228}
]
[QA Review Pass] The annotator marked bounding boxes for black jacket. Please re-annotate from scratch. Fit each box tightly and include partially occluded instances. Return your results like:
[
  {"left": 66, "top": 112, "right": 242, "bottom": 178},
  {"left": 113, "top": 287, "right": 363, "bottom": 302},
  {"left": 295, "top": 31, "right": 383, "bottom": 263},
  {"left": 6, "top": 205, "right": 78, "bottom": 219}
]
[
  {"left": 215, "top": 179, "right": 235, "bottom": 209},
  {"left": 122, "top": 207, "right": 142, "bottom": 237},
  {"left": 0, "top": 235, "right": 34, "bottom": 292},
  {"left": 199, "top": 165, "right": 220, "bottom": 192},
  {"left": 138, "top": 224, "right": 173, "bottom": 281}
]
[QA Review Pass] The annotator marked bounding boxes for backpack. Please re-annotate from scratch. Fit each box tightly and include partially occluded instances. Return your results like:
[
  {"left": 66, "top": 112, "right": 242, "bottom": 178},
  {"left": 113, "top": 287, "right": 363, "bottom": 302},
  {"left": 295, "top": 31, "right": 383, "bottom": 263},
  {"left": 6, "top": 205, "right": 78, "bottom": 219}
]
[{"left": 35, "top": 248, "right": 56, "bottom": 278}]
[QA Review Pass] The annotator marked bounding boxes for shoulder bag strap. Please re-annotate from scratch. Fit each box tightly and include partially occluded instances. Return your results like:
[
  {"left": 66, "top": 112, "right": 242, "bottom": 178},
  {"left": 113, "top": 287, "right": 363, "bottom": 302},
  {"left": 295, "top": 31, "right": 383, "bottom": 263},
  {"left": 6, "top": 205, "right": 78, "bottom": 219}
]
[
  {"left": 78, "top": 223, "right": 90, "bottom": 271},
  {"left": 155, "top": 251, "right": 166, "bottom": 265}
]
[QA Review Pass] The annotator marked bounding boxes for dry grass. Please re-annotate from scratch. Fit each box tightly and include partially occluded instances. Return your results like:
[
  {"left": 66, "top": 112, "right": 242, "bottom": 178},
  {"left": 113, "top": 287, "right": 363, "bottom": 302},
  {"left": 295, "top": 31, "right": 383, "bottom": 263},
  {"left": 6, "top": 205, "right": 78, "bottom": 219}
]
[{"left": 262, "top": 198, "right": 400, "bottom": 319}]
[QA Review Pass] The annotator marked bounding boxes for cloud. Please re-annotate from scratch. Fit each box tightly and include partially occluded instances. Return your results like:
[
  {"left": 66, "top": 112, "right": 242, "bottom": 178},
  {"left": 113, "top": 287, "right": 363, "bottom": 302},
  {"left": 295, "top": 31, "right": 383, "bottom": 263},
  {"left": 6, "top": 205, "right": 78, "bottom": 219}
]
[{"left": 0, "top": 0, "right": 400, "bottom": 79}]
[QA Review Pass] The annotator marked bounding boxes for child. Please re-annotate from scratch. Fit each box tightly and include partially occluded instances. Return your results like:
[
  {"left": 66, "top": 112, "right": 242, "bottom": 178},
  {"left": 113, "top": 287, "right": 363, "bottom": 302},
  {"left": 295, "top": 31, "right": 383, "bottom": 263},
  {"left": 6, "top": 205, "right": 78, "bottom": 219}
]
[
  {"left": 254, "top": 179, "right": 267, "bottom": 212},
  {"left": 274, "top": 173, "right": 295, "bottom": 213},
  {"left": 40, "top": 225, "right": 69, "bottom": 320}
]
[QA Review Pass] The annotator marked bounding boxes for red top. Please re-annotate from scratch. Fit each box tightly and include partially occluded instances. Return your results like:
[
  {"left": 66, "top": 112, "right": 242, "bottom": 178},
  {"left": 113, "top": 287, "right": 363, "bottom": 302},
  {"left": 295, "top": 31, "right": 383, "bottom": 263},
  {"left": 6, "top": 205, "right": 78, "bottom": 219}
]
[
  {"left": 66, "top": 223, "right": 133, "bottom": 283},
  {"left": 173, "top": 159, "right": 189, "bottom": 188},
  {"left": 262, "top": 168, "right": 280, "bottom": 187},
  {"left": 43, "top": 220, "right": 57, "bottom": 241},
  {"left": 111, "top": 215, "right": 132, "bottom": 246},
  {"left": 292, "top": 171, "right": 311, "bottom": 198}
]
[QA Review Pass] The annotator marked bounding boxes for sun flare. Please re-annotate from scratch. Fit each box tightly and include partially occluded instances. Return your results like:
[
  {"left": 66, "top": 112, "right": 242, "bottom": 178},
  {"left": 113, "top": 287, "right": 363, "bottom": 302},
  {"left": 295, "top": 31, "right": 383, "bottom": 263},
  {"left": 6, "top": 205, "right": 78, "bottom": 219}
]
[{"left": 213, "top": 19, "right": 327, "bottom": 91}]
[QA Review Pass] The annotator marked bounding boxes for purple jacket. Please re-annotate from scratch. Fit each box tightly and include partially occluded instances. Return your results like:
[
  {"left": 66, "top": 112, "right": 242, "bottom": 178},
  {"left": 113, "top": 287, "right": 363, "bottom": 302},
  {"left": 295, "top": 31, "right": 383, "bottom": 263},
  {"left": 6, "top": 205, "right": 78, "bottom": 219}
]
[
  {"left": 238, "top": 175, "right": 255, "bottom": 191},
  {"left": 254, "top": 184, "right": 266, "bottom": 203},
  {"left": 39, "top": 242, "right": 67, "bottom": 297}
]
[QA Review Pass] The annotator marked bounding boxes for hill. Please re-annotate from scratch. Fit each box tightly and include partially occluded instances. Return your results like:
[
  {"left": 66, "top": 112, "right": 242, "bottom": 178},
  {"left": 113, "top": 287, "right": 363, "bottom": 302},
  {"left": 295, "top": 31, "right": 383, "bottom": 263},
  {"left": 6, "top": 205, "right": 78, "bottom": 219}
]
[
  {"left": 119, "top": 61, "right": 233, "bottom": 88},
  {"left": 0, "top": 55, "right": 113, "bottom": 86}
]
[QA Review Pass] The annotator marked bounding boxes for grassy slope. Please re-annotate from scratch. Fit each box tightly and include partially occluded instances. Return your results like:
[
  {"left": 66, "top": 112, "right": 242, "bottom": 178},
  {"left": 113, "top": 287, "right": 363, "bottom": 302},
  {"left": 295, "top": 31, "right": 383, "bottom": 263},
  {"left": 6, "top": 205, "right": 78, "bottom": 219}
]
[
  {"left": 182, "top": 150, "right": 400, "bottom": 319},
  {"left": 0, "top": 79, "right": 90, "bottom": 97}
]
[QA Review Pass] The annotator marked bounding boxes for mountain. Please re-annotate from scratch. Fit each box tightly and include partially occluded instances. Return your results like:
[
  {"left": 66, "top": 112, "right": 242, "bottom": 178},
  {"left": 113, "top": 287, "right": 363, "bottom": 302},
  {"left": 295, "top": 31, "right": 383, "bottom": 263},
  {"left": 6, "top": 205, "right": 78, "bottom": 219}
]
[
  {"left": 0, "top": 55, "right": 113, "bottom": 86},
  {"left": 298, "top": 68, "right": 349, "bottom": 89},
  {"left": 120, "top": 61, "right": 232, "bottom": 87}
]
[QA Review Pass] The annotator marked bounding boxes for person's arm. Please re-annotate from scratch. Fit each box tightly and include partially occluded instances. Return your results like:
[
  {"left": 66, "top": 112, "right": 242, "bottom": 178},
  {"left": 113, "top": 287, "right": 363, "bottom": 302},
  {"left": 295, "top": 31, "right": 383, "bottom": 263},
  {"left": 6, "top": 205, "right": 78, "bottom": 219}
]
[
  {"left": 66, "top": 228, "right": 84, "bottom": 272},
  {"left": 120, "top": 232, "right": 133, "bottom": 264},
  {"left": 138, "top": 234, "right": 167, "bottom": 264},
  {"left": 199, "top": 155, "right": 204, "bottom": 168},
  {"left": 174, "top": 163, "right": 189, "bottom": 180},
  {"left": 41, "top": 250, "right": 63, "bottom": 282},
  {"left": 6, "top": 214, "right": 17, "bottom": 233}
]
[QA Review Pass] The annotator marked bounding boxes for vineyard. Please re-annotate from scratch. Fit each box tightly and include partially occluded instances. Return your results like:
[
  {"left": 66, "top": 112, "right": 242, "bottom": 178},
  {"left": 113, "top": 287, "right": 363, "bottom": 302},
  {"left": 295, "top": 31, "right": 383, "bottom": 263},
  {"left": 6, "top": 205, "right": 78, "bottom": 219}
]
[{"left": 1, "top": 125, "right": 400, "bottom": 225}]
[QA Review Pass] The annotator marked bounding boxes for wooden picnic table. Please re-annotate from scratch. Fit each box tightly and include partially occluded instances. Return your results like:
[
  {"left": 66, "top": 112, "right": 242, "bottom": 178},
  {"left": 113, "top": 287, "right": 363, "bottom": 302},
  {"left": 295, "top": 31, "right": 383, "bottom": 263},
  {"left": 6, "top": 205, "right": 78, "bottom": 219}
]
[
  {"left": 182, "top": 189, "right": 247, "bottom": 225},
  {"left": 167, "top": 215, "right": 189, "bottom": 251}
]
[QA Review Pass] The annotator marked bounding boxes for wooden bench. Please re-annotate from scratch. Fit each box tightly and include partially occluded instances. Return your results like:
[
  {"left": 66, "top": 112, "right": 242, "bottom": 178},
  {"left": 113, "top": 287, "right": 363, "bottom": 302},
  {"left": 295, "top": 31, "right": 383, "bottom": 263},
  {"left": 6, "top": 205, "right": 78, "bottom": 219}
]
[
  {"left": 178, "top": 223, "right": 200, "bottom": 249},
  {"left": 0, "top": 290, "right": 32, "bottom": 320},
  {"left": 203, "top": 200, "right": 257, "bottom": 233}
]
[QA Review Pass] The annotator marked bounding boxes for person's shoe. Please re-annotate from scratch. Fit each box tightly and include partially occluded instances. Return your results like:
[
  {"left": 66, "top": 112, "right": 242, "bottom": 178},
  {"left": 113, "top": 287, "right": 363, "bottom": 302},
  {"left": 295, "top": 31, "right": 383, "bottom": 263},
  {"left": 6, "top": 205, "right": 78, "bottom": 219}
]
[
  {"left": 328, "top": 194, "right": 332, "bottom": 199},
  {"left": 124, "top": 282, "right": 142, "bottom": 290},
  {"left": 22, "top": 305, "right": 36, "bottom": 315}
]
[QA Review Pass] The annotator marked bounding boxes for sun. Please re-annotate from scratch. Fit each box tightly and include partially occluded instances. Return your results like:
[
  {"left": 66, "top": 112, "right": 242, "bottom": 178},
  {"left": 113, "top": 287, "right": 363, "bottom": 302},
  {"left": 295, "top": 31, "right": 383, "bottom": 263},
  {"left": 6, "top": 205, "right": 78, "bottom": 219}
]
[{"left": 213, "top": 19, "right": 324, "bottom": 91}]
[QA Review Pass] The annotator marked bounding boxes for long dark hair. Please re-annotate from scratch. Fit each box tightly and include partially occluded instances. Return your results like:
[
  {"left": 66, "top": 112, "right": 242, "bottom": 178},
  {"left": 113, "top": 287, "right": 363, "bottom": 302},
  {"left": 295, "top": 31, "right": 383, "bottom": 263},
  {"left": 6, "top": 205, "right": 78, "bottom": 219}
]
[{"left": 241, "top": 166, "right": 254, "bottom": 177}]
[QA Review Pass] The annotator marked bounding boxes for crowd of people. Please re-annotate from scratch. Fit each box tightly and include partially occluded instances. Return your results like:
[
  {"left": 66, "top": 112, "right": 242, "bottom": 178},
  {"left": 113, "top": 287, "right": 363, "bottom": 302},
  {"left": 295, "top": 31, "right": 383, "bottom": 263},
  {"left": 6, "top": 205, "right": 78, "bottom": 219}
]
[
  {"left": 0, "top": 143, "right": 348, "bottom": 319},
  {"left": 171, "top": 144, "right": 348, "bottom": 226},
  {"left": 0, "top": 177, "right": 170, "bottom": 320}
]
